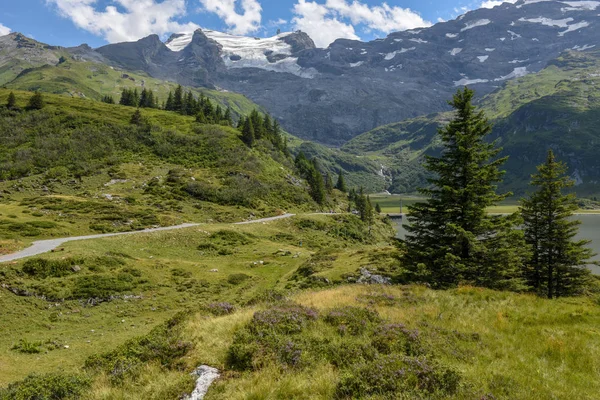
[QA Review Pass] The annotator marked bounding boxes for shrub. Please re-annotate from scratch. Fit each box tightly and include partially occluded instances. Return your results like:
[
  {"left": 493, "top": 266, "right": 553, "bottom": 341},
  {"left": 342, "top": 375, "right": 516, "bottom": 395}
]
[
  {"left": 250, "top": 304, "right": 319, "bottom": 335},
  {"left": 22, "top": 258, "right": 83, "bottom": 279},
  {"left": 227, "top": 273, "right": 251, "bottom": 285},
  {"left": 205, "top": 302, "right": 236, "bottom": 316},
  {"left": 371, "top": 324, "right": 422, "bottom": 355},
  {"left": 0, "top": 373, "right": 91, "bottom": 400},
  {"left": 11, "top": 339, "right": 43, "bottom": 354},
  {"left": 323, "top": 306, "right": 381, "bottom": 336},
  {"left": 336, "top": 354, "right": 460, "bottom": 398},
  {"left": 71, "top": 275, "right": 135, "bottom": 300}
]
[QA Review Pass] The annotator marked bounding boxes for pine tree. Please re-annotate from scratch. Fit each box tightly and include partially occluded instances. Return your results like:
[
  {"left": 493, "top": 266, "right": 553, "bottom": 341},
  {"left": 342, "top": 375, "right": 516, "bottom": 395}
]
[
  {"left": 325, "top": 172, "right": 334, "bottom": 194},
  {"left": 130, "top": 109, "right": 143, "bottom": 125},
  {"left": 404, "top": 88, "right": 527, "bottom": 290},
  {"left": 375, "top": 203, "right": 382, "bottom": 214},
  {"left": 6, "top": 92, "right": 16, "bottom": 109},
  {"left": 185, "top": 91, "right": 195, "bottom": 115},
  {"left": 242, "top": 117, "right": 255, "bottom": 147},
  {"left": 165, "top": 91, "right": 174, "bottom": 111},
  {"left": 224, "top": 108, "right": 233, "bottom": 126},
  {"left": 335, "top": 171, "right": 347, "bottom": 192},
  {"left": 139, "top": 89, "right": 149, "bottom": 108},
  {"left": 308, "top": 159, "right": 326, "bottom": 205},
  {"left": 521, "top": 150, "right": 595, "bottom": 298},
  {"left": 27, "top": 92, "right": 44, "bottom": 110},
  {"left": 196, "top": 110, "right": 207, "bottom": 124},
  {"left": 173, "top": 85, "right": 183, "bottom": 113},
  {"left": 101, "top": 95, "right": 115, "bottom": 104}
]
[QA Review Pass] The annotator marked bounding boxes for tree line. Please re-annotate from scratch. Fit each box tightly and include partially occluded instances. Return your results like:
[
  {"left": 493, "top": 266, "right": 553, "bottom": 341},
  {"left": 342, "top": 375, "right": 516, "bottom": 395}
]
[{"left": 403, "top": 87, "right": 596, "bottom": 298}]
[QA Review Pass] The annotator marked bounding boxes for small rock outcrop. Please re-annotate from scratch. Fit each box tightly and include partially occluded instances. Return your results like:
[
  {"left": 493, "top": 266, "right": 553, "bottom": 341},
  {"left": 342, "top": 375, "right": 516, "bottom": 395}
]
[{"left": 184, "top": 365, "right": 220, "bottom": 400}]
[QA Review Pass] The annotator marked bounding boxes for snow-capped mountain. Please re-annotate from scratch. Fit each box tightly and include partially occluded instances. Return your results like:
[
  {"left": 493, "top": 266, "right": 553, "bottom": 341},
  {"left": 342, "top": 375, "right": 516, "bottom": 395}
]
[{"left": 82, "top": 0, "right": 600, "bottom": 144}]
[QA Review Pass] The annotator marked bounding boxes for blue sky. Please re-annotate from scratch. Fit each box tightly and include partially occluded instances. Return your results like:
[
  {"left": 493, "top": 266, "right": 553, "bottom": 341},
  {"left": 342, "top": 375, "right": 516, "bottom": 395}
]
[{"left": 0, "top": 0, "right": 509, "bottom": 48}]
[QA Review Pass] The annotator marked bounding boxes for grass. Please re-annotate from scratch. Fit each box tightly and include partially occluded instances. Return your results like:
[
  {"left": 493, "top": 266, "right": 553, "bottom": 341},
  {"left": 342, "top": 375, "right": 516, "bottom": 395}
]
[
  {"left": 0, "top": 213, "right": 393, "bottom": 387},
  {"left": 79, "top": 284, "right": 600, "bottom": 400}
]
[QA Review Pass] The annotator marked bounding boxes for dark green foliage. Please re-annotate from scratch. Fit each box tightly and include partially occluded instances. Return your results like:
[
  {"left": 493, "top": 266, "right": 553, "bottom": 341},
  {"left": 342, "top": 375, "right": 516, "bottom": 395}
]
[
  {"left": 241, "top": 117, "right": 255, "bottom": 147},
  {"left": 129, "top": 109, "right": 143, "bottom": 125},
  {"left": 84, "top": 313, "right": 192, "bottom": 383},
  {"left": 26, "top": 92, "right": 44, "bottom": 110},
  {"left": 336, "top": 354, "right": 460, "bottom": 398},
  {"left": 0, "top": 373, "right": 91, "bottom": 400},
  {"left": 335, "top": 171, "right": 347, "bottom": 192},
  {"left": 227, "top": 273, "right": 252, "bottom": 285},
  {"left": 22, "top": 258, "right": 82, "bottom": 279},
  {"left": 295, "top": 152, "right": 326, "bottom": 205},
  {"left": 521, "top": 150, "right": 596, "bottom": 298},
  {"left": 371, "top": 324, "right": 422, "bottom": 355},
  {"left": 101, "top": 95, "right": 114, "bottom": 104},
  {"left": 119, "top": 88, "right": 139, "bottom": 107},
  {"left": 325, "top": 172, "right": 334, "bottom": 194},
  {"left": 6, "top": 92, "right": 16, "bottom": 109},
  {"left": 404, "top": 88, "right": 527, "bottom": 290}
]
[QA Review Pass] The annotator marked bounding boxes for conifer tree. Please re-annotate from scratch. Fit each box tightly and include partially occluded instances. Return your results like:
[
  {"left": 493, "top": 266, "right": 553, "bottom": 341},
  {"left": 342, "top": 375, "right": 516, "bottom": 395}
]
[
  {"left": 224, "top": 108, "right": 233, "bottom": 126},
  {"left": 101, "top": 95, "right": 114, "bottom": 104},
  {"left": 130, "top": 109, "right": 143, "bottom": 125},
  {"left": 404, "top": 88, "right": 527, "bottom": 290},
  {"left": 6, "top": 92, "right": 16, "bottom": 109},
  {"left": 335, "top": 171, "right": 347, "bottom": 192},
  {"left": 165, "top": 91, "right": 174, "bottom": 111},
  {"left": 521, "top": 150, "right": 595, "bottom": 298},
  {"left": 242, "top": 117, "right": 255, "bottom": 147},
  {"left": 173, "top": 85, "right": 183, "bottom": 113},
  {"left": 375, "top": 203, "right": 382, "bottom": 214},
  {"left": 325, "top": 172, "right": 334, "bottom": 194},
  {"left": 27, "top": 92, "right": 44, "bottom": 110},
  {"left": 185, "top": 91, "right": 195, "bottom": 115},
  {"left": 196, "top": 110, "right": 207, "bottom": 124}
]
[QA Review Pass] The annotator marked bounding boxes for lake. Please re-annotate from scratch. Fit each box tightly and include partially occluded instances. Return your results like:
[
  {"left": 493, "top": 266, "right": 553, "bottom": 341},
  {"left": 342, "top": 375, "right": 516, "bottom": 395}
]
[{"left": 392, "top": 214, "right": 600, "bottom": 275}]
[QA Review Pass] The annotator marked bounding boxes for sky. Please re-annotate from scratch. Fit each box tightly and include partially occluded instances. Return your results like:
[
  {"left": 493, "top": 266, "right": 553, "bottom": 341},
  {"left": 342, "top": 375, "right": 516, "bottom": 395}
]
[{"left": 0, "top": 0, "right": 514, "bottom": 49}]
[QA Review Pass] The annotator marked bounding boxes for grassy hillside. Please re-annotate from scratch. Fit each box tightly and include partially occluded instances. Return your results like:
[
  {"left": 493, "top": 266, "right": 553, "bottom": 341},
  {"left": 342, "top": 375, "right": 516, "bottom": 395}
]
[
  {"left": 0, "top": 89, "right": 325, "bottom": 254},
  {"left": 342, "top": 50, "right": 600, "bottom": 196}
]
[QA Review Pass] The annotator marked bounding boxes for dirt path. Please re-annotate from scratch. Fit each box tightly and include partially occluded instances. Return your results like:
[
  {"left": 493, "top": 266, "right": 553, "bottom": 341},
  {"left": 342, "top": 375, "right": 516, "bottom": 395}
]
[{"left": 0, "top": 213, "right": 297, "bottom": 263}]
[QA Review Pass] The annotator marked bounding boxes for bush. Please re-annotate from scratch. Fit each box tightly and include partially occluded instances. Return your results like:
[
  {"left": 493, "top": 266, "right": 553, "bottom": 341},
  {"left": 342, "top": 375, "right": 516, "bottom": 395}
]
[
  {"left": 71, "top": 275, "right": 135, "bottom": 300},
  {"left": 227, "top": 273, "right": 251, "bottom": 285},
  {"left": 11, "top": 339, "right": 43, "bottom": 354},
  {"left": 22, "top": 258, "right": 82, "bottom": 279},
  {"left": 336, "top": 354, "right": 460, "bottom": 398},
  {"left": 0, "top": 373, "right": 91, "bottom": 400},
  {"left": 371, "top": 324, "right": 422, "bottom": 355},
  {"left": 250, "top": 304, "right": 319, "bottom": 335},
  {"left": 323, "top": 306, "right": 381, "bottom": 336},
  {"left": 205, "top": 302, "right": 236, "bottom": 316}
]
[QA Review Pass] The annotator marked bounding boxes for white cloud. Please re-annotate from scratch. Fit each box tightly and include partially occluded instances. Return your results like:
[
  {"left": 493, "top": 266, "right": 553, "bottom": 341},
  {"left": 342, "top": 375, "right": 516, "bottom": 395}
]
[
  {"left": 199, "top": 0, "right": 262, "bottom": 35},
  {"left": 292, "top": 0, "right": 431, "bottom": 48},
  {"left": 46, "top": 0, "right": 199, "bottom": 43},
  {"left": 0, "top": 23, "right": 11, "bottom": 36}
]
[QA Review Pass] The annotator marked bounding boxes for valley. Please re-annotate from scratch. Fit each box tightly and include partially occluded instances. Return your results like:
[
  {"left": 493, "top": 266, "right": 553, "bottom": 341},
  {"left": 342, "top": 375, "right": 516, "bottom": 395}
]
[{"left": 1, "top": 0, "right": 600, "bottom": 398}]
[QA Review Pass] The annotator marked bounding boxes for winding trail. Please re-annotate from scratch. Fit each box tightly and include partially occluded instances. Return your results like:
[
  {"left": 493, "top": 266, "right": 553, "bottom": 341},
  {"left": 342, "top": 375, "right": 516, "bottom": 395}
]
[{"left": 0, "top": 213, "right": 297, "bottom": 263}]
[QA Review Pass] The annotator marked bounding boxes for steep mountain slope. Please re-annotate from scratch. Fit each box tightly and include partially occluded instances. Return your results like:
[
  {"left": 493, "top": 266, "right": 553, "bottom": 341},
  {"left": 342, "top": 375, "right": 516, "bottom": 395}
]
[
  {"left": 0, "top": 33, "right": 263, "bottom": 119},
  {"left": 343, "top": 49, "right": 600, "bottom": 195},
  {"left": 90, "top": 0, "right": 600, "bottom": 145}
]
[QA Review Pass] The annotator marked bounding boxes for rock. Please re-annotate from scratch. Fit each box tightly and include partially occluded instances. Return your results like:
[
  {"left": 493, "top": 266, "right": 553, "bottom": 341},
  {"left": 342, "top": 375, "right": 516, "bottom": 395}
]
[
  {"left": 184, "top": 365, "right": 220, "bottom": 400},
  {"left": 209, "top": 269, "right": 218, "bottom": 273},
  {"left": 357, "top": 267, "right": 391, "bottom": 285},
  {"left": 71, "top": 265, "right": 81, "bottom": 272}
]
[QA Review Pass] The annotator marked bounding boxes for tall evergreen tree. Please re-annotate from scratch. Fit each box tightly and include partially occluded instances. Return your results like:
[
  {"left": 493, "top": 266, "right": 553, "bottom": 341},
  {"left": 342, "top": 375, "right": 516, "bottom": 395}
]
[
  {"left": 375, "top": 203, "right": 382, "bottom": 214},
  {"left": 165, "top": 91, "right": 174, "bottom": 111},
  {"left": 101, "top": 95, "right": 115, "bottom": 104},
  {"left": 521, "top": 150, "right": 595, "bottom": 298},
  {"left": 404, "top": 88, "right": 527, "bottom": 290},
  {"left": 173, "top": 85, "right": 183, "bottom": 113},
  {"left": 27, "top": 92, "right": 44, "bottom": 110},
  {"left": 6, "top": 92, "right": 16, "bottom": 109},
  {"left": 241, "top": 117, "right": 255, "bottom": 147},
  {"left": 130, "top": 109, "right": 143, "bottom": 125},
  {"left": 325, "top": 172, "right": 334, "bottom": 194},
  {"left": 335, "top": 171, "right": 347, "bottom": 192},
  {"left": 224, "top": 108, "right": 233, "bottom": 126}
]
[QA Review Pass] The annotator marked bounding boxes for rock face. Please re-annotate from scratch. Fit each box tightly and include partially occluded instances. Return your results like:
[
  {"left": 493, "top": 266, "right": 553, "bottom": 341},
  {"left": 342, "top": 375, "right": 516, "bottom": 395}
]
[{"left": 84, "top": 0, "right": 600, "bottom": 145}]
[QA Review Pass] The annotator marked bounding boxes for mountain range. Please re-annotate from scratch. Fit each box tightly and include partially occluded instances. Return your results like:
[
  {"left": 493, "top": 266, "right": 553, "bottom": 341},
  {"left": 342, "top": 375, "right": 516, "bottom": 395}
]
[{"left": 1, "top": 0, "right": 600, "bottom": 194}]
